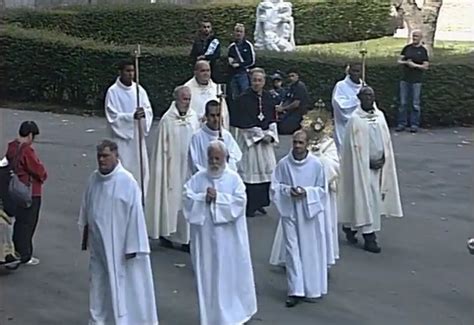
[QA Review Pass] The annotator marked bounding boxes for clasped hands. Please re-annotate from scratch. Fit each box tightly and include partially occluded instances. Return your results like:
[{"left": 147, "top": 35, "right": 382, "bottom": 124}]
[
  {"left": 290, "top": 186, "right": 306, "bottom": 198},
  {"left": 134, "top": 107, "right": 145, "bottom": 120},
  {"left": 404, "top": 59, "right": 418, "bottom": 69},
  {"left": 206, "top": 187, "right": 217, "bottom": 203},
  {"left": 257, "top": 135, "right": 273, "bottom": 145}
]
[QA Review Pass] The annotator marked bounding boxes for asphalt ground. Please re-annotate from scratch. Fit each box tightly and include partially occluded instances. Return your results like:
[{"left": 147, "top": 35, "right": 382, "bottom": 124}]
[{"left": 0, "top": 108, "right": 473, "bottom": 325}]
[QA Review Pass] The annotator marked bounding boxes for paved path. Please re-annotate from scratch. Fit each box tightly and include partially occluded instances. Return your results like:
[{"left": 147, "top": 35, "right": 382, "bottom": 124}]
[{"left": 0, "top": 109, "right": 473, "bottom": 325}]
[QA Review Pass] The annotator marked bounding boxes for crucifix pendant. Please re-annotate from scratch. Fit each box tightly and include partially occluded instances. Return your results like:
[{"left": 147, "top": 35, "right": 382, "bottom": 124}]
[{"left": 257, "top": 112, "right": 265, "bottom": 121}]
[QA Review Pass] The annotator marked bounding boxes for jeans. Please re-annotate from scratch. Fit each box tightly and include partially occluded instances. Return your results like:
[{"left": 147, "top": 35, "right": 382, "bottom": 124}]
[
  {"left": 398, "top": 81, "right": 422, "bottom": 128},
  {"left": 231, "top": 71, "right": 250, "bottom": 99},
  {"left": 13, "top": 197, "right": 41, "bottom": 262}
]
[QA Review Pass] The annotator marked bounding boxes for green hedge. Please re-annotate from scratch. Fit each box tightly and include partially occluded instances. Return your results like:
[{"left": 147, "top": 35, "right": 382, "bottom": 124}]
[
  {"left": 1, "top": 26, "right": 473, "bottom": 126},
  {"left": 5, "top": 0, "right": 393, "bottom": 47}
]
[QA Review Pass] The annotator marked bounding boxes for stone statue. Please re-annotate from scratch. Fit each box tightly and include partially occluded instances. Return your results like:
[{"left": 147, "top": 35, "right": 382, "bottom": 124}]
[{"left": 254, "top": 0, "right": 296, "bottom": 52}]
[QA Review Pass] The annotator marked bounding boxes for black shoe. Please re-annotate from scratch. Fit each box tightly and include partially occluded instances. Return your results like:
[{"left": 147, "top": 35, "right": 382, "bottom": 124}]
[
  {"left": 181, "top": 244, "right": 190, "bottom": 253},
  {"left": 302, "top": 297, "right": 320, "bottom": 303},
  {"left": 363, "top": 232, "right": 382, "bottom": 253},
  {"left": 342, "top": 226, "right": 358, "bottom": 244},
  {"left": 395, "top": 125, "right": 405, "bottom": 132},
  {"left": 285, "top": 296, "right": 301, "bottom": 308},
  {"left": 246, "top": 210, "right": 256, "bottom": 218},
  {"left": 410, "top": 126, "right": 418, "bottom": 133},
  {"left": 159, "top": 237, "right": 173, "bottom": 248},
  {"left": 256, "top": 207, "right": 267, "bottom": 215}
]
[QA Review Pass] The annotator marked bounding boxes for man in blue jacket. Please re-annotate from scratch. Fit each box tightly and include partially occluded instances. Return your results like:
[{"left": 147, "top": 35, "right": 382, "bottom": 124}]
[{"left": 228, "top": 23, "right": 256, "bottom": 99}]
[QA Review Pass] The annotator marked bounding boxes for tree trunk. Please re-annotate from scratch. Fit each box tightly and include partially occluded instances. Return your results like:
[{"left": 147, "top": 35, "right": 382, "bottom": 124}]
[{"left": 397, "top": 0, "right": 443, "bottom": 56}]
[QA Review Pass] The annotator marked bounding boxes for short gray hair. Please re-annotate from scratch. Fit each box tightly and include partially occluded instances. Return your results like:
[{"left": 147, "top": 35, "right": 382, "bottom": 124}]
[
  {"left": 173, "top": 85, "right": 190, "bottom": 99},
  {"left": 250, "top": 67, "right": 266, "bottom": 78}
]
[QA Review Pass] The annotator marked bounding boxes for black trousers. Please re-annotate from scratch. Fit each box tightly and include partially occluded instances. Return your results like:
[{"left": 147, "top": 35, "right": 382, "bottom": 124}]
[
  {"left": 277, "top": 113, "right": 303, "bottom": 135},
  {"left": 13, "top": 197, "right": 42, "bottom": 263},
  {"left": 245, "top": 182, "right": 270, "bottom": 214}
]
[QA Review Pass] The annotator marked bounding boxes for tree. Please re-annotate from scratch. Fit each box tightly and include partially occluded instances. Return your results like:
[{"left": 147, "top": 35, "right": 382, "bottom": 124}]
[{"left": 392, "top": 0, "right": 443, "bottom": 56}]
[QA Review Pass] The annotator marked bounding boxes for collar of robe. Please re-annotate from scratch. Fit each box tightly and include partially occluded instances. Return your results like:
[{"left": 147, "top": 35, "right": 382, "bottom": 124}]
[
  {"left": 194, "top": 77, "right": 213, "bottom": 88},
  {"left": 289, "top": 150, "right": 310, "bottom": 165},
  {"left": 203, "top": 124, "right": 220, "bottom": 137},
  {"left": 116, "top": 77, "right": 134, "bottom": 90},
  {"left": 169, "top": 102, "right": 194, "bottom": 123},
  {"left": 97, "top": 162, "right": 122, "bottom": 180},
  {"left": 344, "top": 75, "right": 363, "bottom": 89}
]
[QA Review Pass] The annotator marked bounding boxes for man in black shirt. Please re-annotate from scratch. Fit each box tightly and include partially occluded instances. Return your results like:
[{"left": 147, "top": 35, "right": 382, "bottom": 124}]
[
  {"left": 190, "top": 20, "right": 221, "bottom": 81},
  {"left": 396, "top": 30, "right": 429, "bottom": 133},
  {"left": 276, "top": 68, "right": 310, "bottom": 135}
]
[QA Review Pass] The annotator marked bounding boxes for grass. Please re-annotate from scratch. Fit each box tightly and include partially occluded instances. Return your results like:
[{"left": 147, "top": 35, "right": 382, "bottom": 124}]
[{"left": 298, "top": 37, "right": 474, "bottom": 61}]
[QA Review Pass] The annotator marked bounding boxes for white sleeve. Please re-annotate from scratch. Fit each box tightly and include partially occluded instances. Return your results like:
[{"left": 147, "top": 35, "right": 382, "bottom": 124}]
[
  {"left": 182, "top": 176, "right": 208, "bottom": 226},
  {"left": 105, "top": 90, "right": 135, "bottom": 140},
  {"left": 211, "top": 177, "right": 247, "bottom": 224}
]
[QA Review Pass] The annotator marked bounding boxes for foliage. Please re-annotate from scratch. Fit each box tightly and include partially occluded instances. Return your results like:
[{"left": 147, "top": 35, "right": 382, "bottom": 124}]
[
  {"left": 5, "top": 0, "right": 393, "bottom": 47},
  {"left": 1, "top": 26, "right": 473, "bottom": 126}
]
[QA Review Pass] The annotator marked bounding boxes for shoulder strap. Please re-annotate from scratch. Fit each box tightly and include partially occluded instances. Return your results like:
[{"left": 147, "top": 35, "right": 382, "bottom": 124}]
[{"left": 12, "top": 143, "right": 25, "bottom": 171}]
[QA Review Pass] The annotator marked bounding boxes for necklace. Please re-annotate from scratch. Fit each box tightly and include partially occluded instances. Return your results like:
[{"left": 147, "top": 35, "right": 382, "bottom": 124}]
[{"left": 257, "top": 95, "right": 265, "bottom": 121}]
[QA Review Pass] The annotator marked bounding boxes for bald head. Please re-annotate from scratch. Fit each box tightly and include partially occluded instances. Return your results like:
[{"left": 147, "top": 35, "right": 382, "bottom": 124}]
[
  {"left": 357, "top": 86, "right": 375, "bottom": 112},
  {"left": 411, "top": 29, "right": 423, "bottom": 45},
  {"left": 292, "top": 130, "right": 309, "bottom": 160},
  {"left": 195, "top": 60, "right": 211, "bottom": 84}
]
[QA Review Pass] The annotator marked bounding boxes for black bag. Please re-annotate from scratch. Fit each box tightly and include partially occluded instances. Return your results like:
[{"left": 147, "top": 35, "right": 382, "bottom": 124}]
[{"left": 7, "top": 144, "right": 32, "bottom": 209}]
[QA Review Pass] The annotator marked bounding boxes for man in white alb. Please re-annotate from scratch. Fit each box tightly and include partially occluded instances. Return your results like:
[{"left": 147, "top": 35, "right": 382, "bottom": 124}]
[
  {"left": 105, "top": 60, "right": 153, "bottom": 193},
  {"left": 271, "top": 130, "right": 330, "bottom": 308},
  {"left": 146, "top": 86, "right": 200, "bottom": 251},
  {"left": 183, "top": 141, "right": 257, "bottom": 325},
  {"left": 331, "top": 63, "right": 363, "bottom": 152},
  {"left": 184, "top": 60, "right": 229, "bottom": 129},
  {"left": 189, "top": 99, "right": 242, "bottom": 174},
  {"left": 79, "top": 140, "right": 158, "bottom": 325},
  {"left": 270, "top": 107, "right": 339, "bottom": 267},
  {"left": 339, "top": 86, "right": 403, "bottom": 253}
]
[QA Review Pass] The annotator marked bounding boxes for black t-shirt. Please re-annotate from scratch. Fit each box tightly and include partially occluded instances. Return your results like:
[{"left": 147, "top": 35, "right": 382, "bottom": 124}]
[
  {"left": 283, "top": 80, "right": 310, "bottom": 115},
  {"left": 400, "top": 44, "right": 429, "bottom": 83}
]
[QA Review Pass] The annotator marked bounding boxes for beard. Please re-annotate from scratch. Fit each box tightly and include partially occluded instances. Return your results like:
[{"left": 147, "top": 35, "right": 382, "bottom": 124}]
[{"left": 208, "top": 164, "right": 225, "bottom": 178}]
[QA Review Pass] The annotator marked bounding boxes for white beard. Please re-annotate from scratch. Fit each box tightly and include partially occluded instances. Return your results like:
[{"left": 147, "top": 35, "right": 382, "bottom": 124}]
[{"left": 208, "top": 165, "right": 226, "bottom": 179}]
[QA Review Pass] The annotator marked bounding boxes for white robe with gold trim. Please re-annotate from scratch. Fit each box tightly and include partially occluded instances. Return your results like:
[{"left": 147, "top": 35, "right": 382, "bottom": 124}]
[
  {"left": 338, "top": 107, "right": 403, "bottom": 232},
  {"left": 146, "top": 102, "right": 200, "bottom": 242}
]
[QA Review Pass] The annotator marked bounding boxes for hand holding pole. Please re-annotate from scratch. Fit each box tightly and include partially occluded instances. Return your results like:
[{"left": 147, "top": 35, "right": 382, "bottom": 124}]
[{"left": 134, "top": 44, "right": 146, "bottom": 207}]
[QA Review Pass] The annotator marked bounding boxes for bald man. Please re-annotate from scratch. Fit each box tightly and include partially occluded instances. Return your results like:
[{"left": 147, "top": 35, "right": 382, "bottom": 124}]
[
  {"left": 271, "top": 130, "right": 330, "bottom": 307},
  {"left": 396, "top": 30, "right": 429, "bottom": 133},
  {"left": 184, "top": 60, "right": 230, "bottom": 129},
  {"left": 183, "top": 141, "right": 257, "bottom": 324},
  {"left": 146, "top": 86, "right": 200, "bottom": 250},
  {"left": 339, "top": 86, "right": 403, "bottom": 253}
]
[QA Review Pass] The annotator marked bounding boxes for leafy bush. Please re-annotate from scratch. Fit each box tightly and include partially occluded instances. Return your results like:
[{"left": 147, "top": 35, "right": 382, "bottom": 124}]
[
  {"left": 1, "top": 26, "right": 472, "bottom": 126},
  {"left": 5, "top": 0, "right": 393, "bottom": 47}
]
